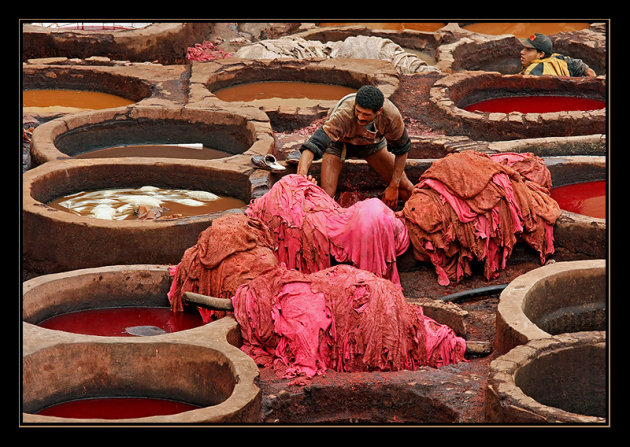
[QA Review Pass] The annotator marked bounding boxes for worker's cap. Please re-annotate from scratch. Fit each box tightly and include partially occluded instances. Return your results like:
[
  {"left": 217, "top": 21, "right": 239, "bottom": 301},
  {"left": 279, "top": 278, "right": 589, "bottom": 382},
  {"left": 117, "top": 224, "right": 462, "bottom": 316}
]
[{"left": 519, "top": 33, "right": 553, "bottom": 55}]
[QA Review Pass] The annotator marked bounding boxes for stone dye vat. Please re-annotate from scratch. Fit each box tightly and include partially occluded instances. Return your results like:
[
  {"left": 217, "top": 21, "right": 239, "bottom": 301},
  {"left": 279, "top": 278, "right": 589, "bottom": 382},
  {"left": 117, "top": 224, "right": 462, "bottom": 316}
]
[
  {"left": 47, "top": 186, "right": 244, "bottom": 222},
  {"left": 293, "top": 23, "right": 444, "bottom": 67},
  {"left": 461, "top": 22, "right": 592, "bottom": 38},
  {"left": 23, "top": 89, "right": 136, "bottom": 115},
  {"left": 428, "top": 72, "right": 606, "bottom": 141},
  {"left": 549, "top": 22, "right": 607, "bottom": 76},
  {"left": 22, "top": 157, "right": 259, "bottom": 275},
  {"left": 22, "top": 64, "right": 154, "bottom": 120},
  {"left": 23, "top": 265, "right": 202, "bottom": 337},
  {"left": 545, "top": 155, "right": 606, "bottom": 258},
  {"left": 436, "top": 32, "right": 523, "bottom": 74},
  {"left": 435, "top": 22, "right": 605, "bottom": 75},
  {"left": 551, "top": 180, "right": 605, "bottom": 219},
  {"left": 213, "top": 80, "right": 356, "bottom": 108},
  {"left": 317, "top": 22, "right": 447, "bottom": 32},
  {"left": 485, "top": 134, "right": 606, "bottom": 157},
  {"left": 496, "top": 259, "right": 606, "bottom": 355},
  {"left": 485, "top": 331, "right": 606, "bottom": 423},
  {"left": 190, "top": 58, "right": 399, "bottom": 131},
  {"left": 22, "top": 317, "right": 261, "bottom": 423},
  {"left": 29, "top": 104, "right": 273, "bottom": 165},
  {"left": 22, "top": 22, "right": 213, "bottom": 64},
  {"left": 463, "top": 95, "right": 604, "bottom": 114}
]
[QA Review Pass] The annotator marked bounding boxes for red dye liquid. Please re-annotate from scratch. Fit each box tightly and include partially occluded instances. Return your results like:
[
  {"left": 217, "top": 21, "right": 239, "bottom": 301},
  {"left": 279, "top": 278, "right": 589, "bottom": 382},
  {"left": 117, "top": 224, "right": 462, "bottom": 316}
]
[
  {"left": 37, "top": 397, "right": 200, "bottom": 419},
  {"left": 38, "top": 307, "right": 203, "bottom": 336},
  {"left": 464, "top": 96, "right": 605, "bottom": 114},
  {"left": 550, "top": 181, "right": 606, "bottom": 219}
]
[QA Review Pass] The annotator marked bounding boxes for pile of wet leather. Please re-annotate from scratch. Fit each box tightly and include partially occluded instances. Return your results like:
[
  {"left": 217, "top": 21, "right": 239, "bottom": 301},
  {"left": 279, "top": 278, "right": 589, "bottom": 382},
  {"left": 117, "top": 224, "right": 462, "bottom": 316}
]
[{"left": 168, "top": 152, "right": 560, "bottom": 378}]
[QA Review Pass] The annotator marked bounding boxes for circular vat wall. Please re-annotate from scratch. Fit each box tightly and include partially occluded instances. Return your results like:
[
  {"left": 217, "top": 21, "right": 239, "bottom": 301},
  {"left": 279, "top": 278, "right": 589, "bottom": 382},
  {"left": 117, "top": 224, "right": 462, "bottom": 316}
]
[
  {"left": 22, "top": 65, "right": 153, "bottom": 119},
  {"left": 22, "top": 22, "right": 212, "bottom": 64},
  {"left": 30, "top": 105, "right": 273, "bottom": 165},
  {"left": 485, "top": 331, "right": 606, "bottom": 423},
  {"left": 190, "top": 58, "right": 399, "bottom": 131},
  {"left": 549, "top": 23, "right": 607, "bottom": 76},
  {"left": 436, "top": 22, "right": 605, "bottom": 75},
  {"left": 545, "top": 155, "right": 606, "bottom": 258},
  {"left": 436, "top": 33, "right": 523, "bottom": 74},
  {"left": 428, "top": 72, "right": 606, "bottom": 141},
  {"left": 23, "top": 265, "right": 181, "bottom": 332},
  {"left": 293, "top": 24, "right": 445, "bottom": 66},
  {"left": 496, "top": 259, "right": 606, "bottom": 355},
  {"left": 22, "top": 320, "right": 261, "bottom": 423},
  {"left": 22, "top": 157, "right": 257, "bottom": 274}
]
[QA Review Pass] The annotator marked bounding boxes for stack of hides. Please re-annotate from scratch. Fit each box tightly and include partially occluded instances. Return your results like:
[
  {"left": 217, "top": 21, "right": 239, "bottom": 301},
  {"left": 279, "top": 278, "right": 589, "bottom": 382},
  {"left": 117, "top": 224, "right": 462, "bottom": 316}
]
[
  {"left": 400, "top": 151, "right": 561, "bottom": 286},
  {"left": 167, "top": 174, "right": 467, "bottom": 377},
  {"left": 232, "top": 264, "right": 466, "bottom": 378}
]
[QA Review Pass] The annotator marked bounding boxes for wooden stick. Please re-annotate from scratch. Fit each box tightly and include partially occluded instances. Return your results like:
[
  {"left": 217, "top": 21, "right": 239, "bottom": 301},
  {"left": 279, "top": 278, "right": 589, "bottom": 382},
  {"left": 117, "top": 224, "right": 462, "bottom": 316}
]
[{"left": 183, "top": 292, "right": 234, "bottom": 311}]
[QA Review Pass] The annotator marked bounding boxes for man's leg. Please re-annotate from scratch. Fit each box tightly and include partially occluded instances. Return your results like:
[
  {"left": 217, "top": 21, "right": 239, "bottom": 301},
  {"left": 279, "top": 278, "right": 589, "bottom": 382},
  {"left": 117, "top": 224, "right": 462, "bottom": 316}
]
[
  {"left": 365, "top": 148, "right": 414, "bottom": 201},
  {"left": 320, "top": 152, "right": 344, "bottom": 198}
]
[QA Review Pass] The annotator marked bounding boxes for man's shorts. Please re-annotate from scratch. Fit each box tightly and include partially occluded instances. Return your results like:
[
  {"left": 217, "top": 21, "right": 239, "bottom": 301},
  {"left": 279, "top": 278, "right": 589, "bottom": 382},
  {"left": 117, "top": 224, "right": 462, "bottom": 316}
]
[{"left": 325, "top": 139, "right": 387, "bottom": 161}]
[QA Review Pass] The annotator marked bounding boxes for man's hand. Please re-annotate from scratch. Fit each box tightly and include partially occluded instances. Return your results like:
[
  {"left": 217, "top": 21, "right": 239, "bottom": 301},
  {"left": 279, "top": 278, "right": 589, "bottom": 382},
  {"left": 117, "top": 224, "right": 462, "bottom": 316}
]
[
  {"left": 382, "top": 183, "right": 399, "bottom": 209},
  {"left": 302, "top": 174, "right": 318, "bottom": 185}
]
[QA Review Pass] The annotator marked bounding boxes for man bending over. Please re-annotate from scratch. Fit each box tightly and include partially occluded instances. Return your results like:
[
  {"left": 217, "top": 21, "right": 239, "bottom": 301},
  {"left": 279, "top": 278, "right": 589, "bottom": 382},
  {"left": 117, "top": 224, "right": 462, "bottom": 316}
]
[{"left": 296, "top": 85, "right": 415, "bottom": 209}]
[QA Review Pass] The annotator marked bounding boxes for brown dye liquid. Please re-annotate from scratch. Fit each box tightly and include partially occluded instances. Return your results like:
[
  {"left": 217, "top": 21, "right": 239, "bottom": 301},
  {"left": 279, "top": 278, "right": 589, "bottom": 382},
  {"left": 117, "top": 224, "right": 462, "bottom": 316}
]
[
  {"left": 213, "top": 81, "right": 356, "bottom": 108},
  {"left": 75, "top": 144, "right": 231, "bottom": 160},
  {"left": 462, "top": 22, "right": 591, "bottom": 38},
  {"left": 318, "top": 22, "right": 446, "bottom": 32},
  {"left": 22, "top": 89, "right": 135, "bottom": 114},
  {"left": 47, "top": 186, "right": 246, "bottom": 221}
]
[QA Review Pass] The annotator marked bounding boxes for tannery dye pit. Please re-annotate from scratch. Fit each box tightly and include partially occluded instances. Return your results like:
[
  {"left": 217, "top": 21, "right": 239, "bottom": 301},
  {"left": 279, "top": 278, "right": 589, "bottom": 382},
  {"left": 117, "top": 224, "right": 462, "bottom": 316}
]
[
  {"left": 20, "top": 20, "right": 610, "bottom": 427},
  {"left": 74, "top": 144, "right": 232, "bottom": 160},
  {"left": 36, "top": 396, "right": 202, "bottom": 419},
  {"left": 37, "top": 306, "right": 203, "bottom": 337},
  {"left": 47, "top": 186, "right": 246, "bottom": 221},
  {"left": 551, "top": 180, "right": 606, "bottom": 219},
  {"left": 22, "top": 89, "right": 136, "bottom": 114},
  {"left": 463, "top": 95, "right": 605, "bottom": 114},
  {"left": 213, "top": 81, "right": 357, "bottom": 107}
]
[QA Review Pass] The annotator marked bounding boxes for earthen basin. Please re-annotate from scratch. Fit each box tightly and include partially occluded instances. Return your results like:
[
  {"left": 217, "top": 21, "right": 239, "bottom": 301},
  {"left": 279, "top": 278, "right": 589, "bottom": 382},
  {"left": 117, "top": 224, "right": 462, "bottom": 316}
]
[
  {"left": 22, "top": 317, "right": 261, "bottom": 423},
  {"left": 544, "top": 155, "right": 606, "bottom": 258},
  {"left": 485, "top": 331, "right": 606, "bottom": 423},
  {"left": 435, "top": 22, "right": 605, "bottom": 75},
  {"left": 29, "top": 104, "right": 273, "bottom": 166},
  {"left": 22, "top": 22, "right": 213, "bottom": 64},
  {"left": 23, "top": 264, "right": 180, "bottom": 330},
  {"left": 435, "top": 32, "right": 523, "bottom": 74},
  {"left": 495, "top": 259, "right": 606, "bottom": 355},
  {"left": 22, "top": 157, "right": 263, "bottom": 275},
  {"left": 21, "top": 264, "right": 262, "bottom": 423},
  {"left": 292, "top": 23, "right": 445, "bottom": 66},
  {"left": 429, "top": 72, "right": 606, "bottom": 141},
  {"left": 190, "top": 58, "right": 399, "bottom": 131},
  {"left": 22, "top": 64, "right": 153, "bottom": 120},
  {"left": 460, "top": 21, "right": 592, "bottom": 38}
]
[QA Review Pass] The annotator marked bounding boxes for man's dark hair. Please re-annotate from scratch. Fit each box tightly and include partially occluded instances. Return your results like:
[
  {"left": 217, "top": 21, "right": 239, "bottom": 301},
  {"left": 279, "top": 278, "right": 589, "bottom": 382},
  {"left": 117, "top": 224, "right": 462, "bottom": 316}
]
[{"left": 355, "top": 85, "right": 384, "bottom": 113}]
